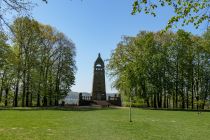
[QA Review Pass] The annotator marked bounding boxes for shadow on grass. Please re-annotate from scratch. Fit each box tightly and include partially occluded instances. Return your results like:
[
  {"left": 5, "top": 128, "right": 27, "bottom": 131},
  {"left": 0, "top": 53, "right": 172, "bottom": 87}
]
[
  {"left": 0, "top": 106, "right": 119, "bottom": 112},
  {"left": 140, "top": 107, "right": 210, "bottom": 112}
]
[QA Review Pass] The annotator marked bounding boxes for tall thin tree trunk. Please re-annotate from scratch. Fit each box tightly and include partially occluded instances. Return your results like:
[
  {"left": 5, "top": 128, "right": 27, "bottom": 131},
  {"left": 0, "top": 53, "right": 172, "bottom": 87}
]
[
  {"left": 166, "top": 95, "right": 169, "bottom": 108},
  {"left": 0, "top": 72, "right": 5, "bottom": 102},
  {"left": 26, "top": 64, "right": 31, "bottom": 107},
  {"left": 181, "top": 71, "right": 185, "bottom": 109},
  {"left": 26, "top": 81, "right": 29, "bottom": 107},
  {"left": 37, "top": 68, "right": 43, "bottom": 107},
  {"left": 163, "top": 90, "right": 166, "bottom": 108},
  {"left": 173, "top": 92, "right": 175, "bottom": 109},
  {"left": 54, "top": 98, "right": 58, "bottom": 106},
  {"left": 49, "top": 85, "right": 52, "bottom": 106},
  {"left": 191, "top": 69, "right": 194, "bottom": 110},
  {"left": 158, "top": 93, "right": 162, "bottom": 108},
  {"left": 43, "top": 96, "right": 47, "bottom": 106},
  {"left": 154, "top": 94, "right": 157, "bottom": 108},
  {"left": 146, "top": 98, "right": 150, "bottom": 107},
  {"left": 151, "top": 96, "right": 153, "bottom": 108},
  {"left": 5, "top": 88, "right": 9, "bottom": 106},
  {"left": 175, "top": 60, "right": 179, "bottom": 108},
  {"left": 0, "top": 86, "right": 3, "bottom": 103},
  {"left": 22, "top": 70, "right": 26, "bottom": 107},
  {"left": 30, "top": 89, "right": 32, "bottom": 107},
  {"left": 37, "top": 93, "right": 40, "bottom": 107},
  {"left": 14, "top": 80, "right": 19, "bottom": 107}
]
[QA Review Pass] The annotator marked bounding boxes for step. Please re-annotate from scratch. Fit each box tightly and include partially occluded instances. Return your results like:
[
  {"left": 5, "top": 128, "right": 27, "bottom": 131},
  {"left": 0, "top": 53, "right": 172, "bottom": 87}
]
[{"left": 93, "top": 100, "right": 110, "bottom": 106}]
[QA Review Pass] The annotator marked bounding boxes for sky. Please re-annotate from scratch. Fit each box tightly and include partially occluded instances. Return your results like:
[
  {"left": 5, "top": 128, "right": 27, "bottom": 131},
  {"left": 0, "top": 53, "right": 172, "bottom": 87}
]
[{"left": 32, "top": 0, "right": 207, "bottom": 93}]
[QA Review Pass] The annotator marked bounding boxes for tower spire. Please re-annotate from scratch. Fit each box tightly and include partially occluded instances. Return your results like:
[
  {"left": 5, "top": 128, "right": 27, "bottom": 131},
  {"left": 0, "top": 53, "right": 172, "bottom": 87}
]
[{"left": 92, "top": 53, "right": 106, "bottom": 100}]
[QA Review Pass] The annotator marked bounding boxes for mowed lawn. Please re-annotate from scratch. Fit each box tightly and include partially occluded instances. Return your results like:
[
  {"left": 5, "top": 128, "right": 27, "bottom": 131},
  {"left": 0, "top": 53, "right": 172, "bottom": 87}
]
[{"left": 0, "top": 108, "right": 210, "bottom": 140}]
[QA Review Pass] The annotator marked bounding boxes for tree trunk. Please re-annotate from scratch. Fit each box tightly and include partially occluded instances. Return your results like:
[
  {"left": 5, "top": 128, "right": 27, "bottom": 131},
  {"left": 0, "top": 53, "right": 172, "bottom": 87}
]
[
  {"left": 146, "top": 99, "right": 150, "bottom": 107},
  {"left": 55, "top": 98, "right": 58, "bottom": 106},
  {"left": 37, "top": 68, "right": 43, "bottom": 107},
  {"left": 30, "top": 89, "right": 32, "bottom": 107},
  {"left": 0, "top": 86, "right": 3, "bottom": 103},
  {"left": 14, "top": 80, "right": 19, "bottom": 107},
  {"left": 26, "top": 71, "right": 30, "bottom": 107},
  {"left": 158, "top": 89, "right": 162, "bottom": 108},
  {"left": 154, "top": 94, "right": 157, "bottom": 108},
  {"left": 37, "top": 93, "right": 40, "bottom": 107},
  {"left": 49, "top": 89, "right": 52, "bottom": 106},
  {"left": 163, "top": 92, "right": 166, "bottom": 108},
  {"left": 43, "top": 96, "right": 47, "bottom": 106},
  {"left": 163, "top": 76, "right": 166, "bottom": 108},
  {"left": 26, "top": 86, "right": 29, "bottom": 107},
  {"left": 173, "top": 92, "right": 175, "bottom": 109},
  {"left": 186, "top": 86, "right": 189, "bottom": 109},
  {"left": 191, "top": 69, "right": 194, "bottom": 110},
  {"left": 22, "top": 69, "right": 26, "bottom": 107},
  {"left": 175, "top": 60, "right": 179, "bottom": 108},
  {"left": 0, "top": 72, "right": 5, "bottom": 102},
  {"left": 203, "top": 82, "right": 209, "bottom": 109},
  {"left": 166, "top": 96, "right": 169, "bottom": 108},
  {"left": 5, "top": 88, "right": 9, "bottom": 106},
  {"left": 22, "top": 82, "right": 25, "bottom": 107},
  {"left": 181, "top": 71, "right": 185, "bottom": 109},
  {"left": 150, "top": 96, "right": 153, "bottom": 108}
]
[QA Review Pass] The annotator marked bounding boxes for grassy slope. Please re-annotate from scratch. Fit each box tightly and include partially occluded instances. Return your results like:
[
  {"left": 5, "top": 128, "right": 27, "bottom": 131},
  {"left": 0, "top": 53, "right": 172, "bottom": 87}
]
[{"left": 0, "top": 108, "right": 209, "bottom": 140}]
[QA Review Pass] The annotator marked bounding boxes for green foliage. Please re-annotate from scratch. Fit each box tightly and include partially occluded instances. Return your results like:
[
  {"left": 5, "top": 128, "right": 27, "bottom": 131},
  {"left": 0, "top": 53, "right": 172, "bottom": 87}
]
[
  {"left": 108, "top": 29, "right": 210, "bottom": 109},
  {"left": 0, "top": 0, "right": 48, "bottom": 31},
  {"left": 132, "top": 0, "right": 210, "bottom": 30},
  {"left": 123, "top": 101, "right": 145, "bottom": 108},
  {"left": 0, "top": 17, "right": 76, "bottom": 107}
]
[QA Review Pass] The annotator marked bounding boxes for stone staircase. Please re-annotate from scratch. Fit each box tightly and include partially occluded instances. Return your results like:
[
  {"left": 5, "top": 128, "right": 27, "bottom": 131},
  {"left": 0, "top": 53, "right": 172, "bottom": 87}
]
[{"left": 92, "top": 100, "right": 110, "bottom": 107}]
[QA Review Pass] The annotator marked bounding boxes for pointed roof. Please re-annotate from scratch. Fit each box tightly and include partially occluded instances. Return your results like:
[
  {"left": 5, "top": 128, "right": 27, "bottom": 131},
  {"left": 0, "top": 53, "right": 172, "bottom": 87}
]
[{"left": 94, "top": 53, "right": 104, "bottom": 67}]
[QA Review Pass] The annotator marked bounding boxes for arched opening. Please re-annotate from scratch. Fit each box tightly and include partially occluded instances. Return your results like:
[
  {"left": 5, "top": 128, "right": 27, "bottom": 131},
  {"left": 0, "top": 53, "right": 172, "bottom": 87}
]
[{"left": 96, "top": 64, "right": 101, "bottom": 67}]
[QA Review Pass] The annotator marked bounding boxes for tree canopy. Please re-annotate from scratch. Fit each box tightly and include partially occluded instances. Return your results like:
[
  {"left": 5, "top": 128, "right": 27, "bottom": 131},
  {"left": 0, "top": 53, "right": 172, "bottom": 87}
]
[
  {"left": 108, "top": 29, "right": 210, "bottom": 109},
  {"left": 0, "top": 17, "right": 76, "bottom": 107},
  {"left": 0, "top": 0, "right": 47, "bottom": 30},
  {"left": 132, "top": 0, "right": 210, "bottom": 30},
  {"left": 1, "top": 1, "right": 209, "bottom": 31}
]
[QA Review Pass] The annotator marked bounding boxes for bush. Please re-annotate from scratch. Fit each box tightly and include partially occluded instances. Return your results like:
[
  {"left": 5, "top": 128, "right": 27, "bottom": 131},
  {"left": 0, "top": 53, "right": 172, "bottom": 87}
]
[{"left": 123, "top": 101, "right": 146, "bottom": 108}]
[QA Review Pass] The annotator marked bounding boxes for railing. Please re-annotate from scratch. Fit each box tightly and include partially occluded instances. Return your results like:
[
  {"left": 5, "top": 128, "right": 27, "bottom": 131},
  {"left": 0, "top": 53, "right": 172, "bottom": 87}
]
[
  {"left": 108, "top": 94, "right": 121, "bottom": 101},
  {"left": 78, "top": 93, "right": 93, "bottom": 106},
  {"left": 78, "top": 93, "right": 122, "bottom": 106},
  {"left": 108, "top": 94, "right": 122, "bottom": 106},
  {"left": 82, "top": 96, "right": 92, "bottom": 101}
]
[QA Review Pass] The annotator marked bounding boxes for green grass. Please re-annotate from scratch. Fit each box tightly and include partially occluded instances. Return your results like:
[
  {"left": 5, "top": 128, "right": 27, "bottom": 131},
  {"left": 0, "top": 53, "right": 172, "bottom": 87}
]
[{"left": 0, "top": 108, "right": 210, "bottom": 140}]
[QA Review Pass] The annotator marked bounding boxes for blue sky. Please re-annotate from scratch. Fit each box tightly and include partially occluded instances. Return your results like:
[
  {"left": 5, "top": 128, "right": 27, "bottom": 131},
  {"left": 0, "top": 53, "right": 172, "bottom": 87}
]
[{"left": 32, "top": 0, "right": 207, "bottom": 93}]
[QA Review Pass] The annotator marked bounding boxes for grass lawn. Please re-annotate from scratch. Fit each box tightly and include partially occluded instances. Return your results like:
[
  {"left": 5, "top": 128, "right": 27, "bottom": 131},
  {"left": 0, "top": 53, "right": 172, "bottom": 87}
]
[{"left": 0, "top": 107, "right": 209, "bottom": 140}]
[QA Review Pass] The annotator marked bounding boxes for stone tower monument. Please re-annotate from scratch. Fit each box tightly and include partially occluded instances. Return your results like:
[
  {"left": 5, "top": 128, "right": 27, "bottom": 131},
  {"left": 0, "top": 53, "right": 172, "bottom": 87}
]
[{"left": 92, "top": 53, "right": 106, "bottom": 100}]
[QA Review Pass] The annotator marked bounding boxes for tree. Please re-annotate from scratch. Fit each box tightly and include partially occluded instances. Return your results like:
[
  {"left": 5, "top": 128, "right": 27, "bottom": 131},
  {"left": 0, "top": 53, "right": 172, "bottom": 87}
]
[
  {"left": 108, "top": 29, "right": 210, "bottom": 109},
  {"left": 12, "top": 17, "right": 42, "bottom": 107},
  {"left": 0, "top": 32, "right": 9, "bottom": 103},
  {"left": 0, "top": 0, "right": 47, "bottom": 30},
  {"left": 0, "top": 16, "right": 77, "bottom": 107},
  {"left": 0, "top": 32, "right": 17, "bottom": 106},
  {"left": 132, "top": 0, "right": 210, "bottom": 30}
]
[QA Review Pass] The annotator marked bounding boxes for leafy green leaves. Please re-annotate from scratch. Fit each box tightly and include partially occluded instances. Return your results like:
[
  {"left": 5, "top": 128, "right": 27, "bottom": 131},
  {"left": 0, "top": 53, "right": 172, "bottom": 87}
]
[
  {"left": 0, "top": 17, "right": 76, "bottom": 106},
  {"left": 108, "top": 29, "right": 210, "bottom": 108},
  {"left": 132, "top": 0, "right": 210, "bottom": 30}
]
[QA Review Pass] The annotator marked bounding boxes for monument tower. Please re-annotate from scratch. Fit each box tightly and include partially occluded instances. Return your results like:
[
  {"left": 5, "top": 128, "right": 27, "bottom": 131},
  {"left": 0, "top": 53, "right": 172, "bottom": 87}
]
[{"left": 92, "top": 53, "right": 106, "bottom": 100}]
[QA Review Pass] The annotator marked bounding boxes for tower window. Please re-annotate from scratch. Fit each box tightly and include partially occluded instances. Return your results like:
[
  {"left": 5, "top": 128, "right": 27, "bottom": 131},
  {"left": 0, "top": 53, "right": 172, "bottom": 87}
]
[{"left": 96, "top": 64, "right": 101, "bottom": 67}]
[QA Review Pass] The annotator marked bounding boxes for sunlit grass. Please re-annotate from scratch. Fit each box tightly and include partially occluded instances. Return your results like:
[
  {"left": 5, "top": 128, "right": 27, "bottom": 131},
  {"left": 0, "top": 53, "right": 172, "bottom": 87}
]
[{"left": 0, "top": 108, "right": 209, "bottom": 140}]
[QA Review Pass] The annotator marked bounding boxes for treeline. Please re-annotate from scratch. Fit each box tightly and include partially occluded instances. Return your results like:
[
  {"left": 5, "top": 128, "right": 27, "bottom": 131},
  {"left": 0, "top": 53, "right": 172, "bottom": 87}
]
[
  {"left": 0, "top": 17, "right": 76, "bottom": 107},
  {"left": 108, "top": 29, "right": 210, "bottom": 109}
]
